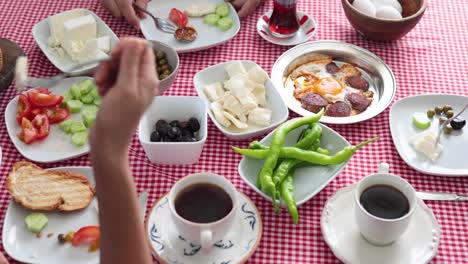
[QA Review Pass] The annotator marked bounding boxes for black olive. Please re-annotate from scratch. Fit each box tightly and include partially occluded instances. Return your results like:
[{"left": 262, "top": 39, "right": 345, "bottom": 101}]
[
  {"left": 181, "top": 128, "right": 192, "bottom": 137},
  {"left": 168, "top": 126, "right": 181, "bottom": 138},
  {"left": 190, "top": 137, "right": 198, "bottom": 142},
  {"left": 180, "top": 135, "right": 192, "bottom": 142},
  {"left": 169, "top": 120, "right": 180, "bottom": 127},
  {"left": 58, "top": 234, "right": 66, "bottom": 244},
  {"left": 180, "top": 121, "right": 189, "bottom": 129},
  {"left": 450, "top": 118, "right": 466, "bottom": 130},
  {"left": 162, "top": 136, "right": 171, "bottom": 142},
  {"left": 188, "top": 117, "right": 200, "bottom": 132},
  {"left": 156, "top": 121, "right": 170, "bottom": 136},
  {"left": 150, "top": 131, "right": 161, "bottom": 142}
]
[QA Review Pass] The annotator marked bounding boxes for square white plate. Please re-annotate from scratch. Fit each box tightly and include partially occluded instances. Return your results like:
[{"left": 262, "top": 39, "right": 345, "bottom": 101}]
[
  {"left": 140, "top": 0, "right": 240, "bottom": 53},
  {"left": 2, "top": 166, "right": 99, "bottom": 264},
  {"left": 238, "top": 123, "right": 350, "bottom": 205},
  {"left": 194, "top": 60, "right": 289, "bottom": 141},
  {"left": 32, "top": 8, "right": 118, "bottom": 74},
  {"left": 5, "top": 77, "right": 92, "bottom": 163},
  {"left": 390, "top": 94, "right": 468, "bottom": 176}
]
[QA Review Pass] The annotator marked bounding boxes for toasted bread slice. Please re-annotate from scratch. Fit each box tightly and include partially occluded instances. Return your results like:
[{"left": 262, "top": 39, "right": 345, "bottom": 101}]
[{"left": 6, "top": 161, "right": 95, "bottom": 211}]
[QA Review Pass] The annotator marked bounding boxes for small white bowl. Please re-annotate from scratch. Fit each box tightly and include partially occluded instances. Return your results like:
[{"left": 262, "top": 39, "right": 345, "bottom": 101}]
[
  {"left": 32, "top": 8, "right": 119, "bottom": 74},
  {"left": 194, "top": 60, "right": 289, "bottom": 141},
  {"left": 150, "top": 40, "right": 179, "bottom": 94},
  {"left": 138, "top": 96, "right": 208, "bottom": 165}
]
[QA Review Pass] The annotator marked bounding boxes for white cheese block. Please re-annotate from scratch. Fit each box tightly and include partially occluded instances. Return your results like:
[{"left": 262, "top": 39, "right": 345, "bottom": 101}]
[
  {"left": 62, "top": 14, "right": 97, "bottom": 61},
  {"left": 223, "top": 95, "right": 244, "bottom": 118},
  {"left": 96, "top": 36, "right": 110, "bottom": 53},
  {"left": 223, "top": 111, "right": 248, "bottom": 129},
  {"left": 185, "top": 3, "right": 216, "bottom": 17},
  {"left": 409, "top": 130, "right": 443, "bottom": 162},
  {"left": 225, "top": 62, "right": 247, "bottom": 79},
  {"left": 210, "top": 102, "right": 231, "bottom": 127},
  {"left": 252, "top": 88, "right": 267, "bottom": 107},
  {"left": 204, "top": 82, "right": 224, "bottom": 102},
  {"left": 48, "top": 9, "right": 85, "bottom": 44},
  {"left": 77, "top": 39, "right": 109, "bottom": 65},
  {"left": 247, "top": 65, "right": 269, "bottom": 84},
  {"left": 47, "top": 36, "right": 60, "bottom": 47},
  {"left": 229, "top": 79, "right": 257, "bottom": 111},
  {"left": 248, "top": 107, "right": 272, "bottom": 126}
]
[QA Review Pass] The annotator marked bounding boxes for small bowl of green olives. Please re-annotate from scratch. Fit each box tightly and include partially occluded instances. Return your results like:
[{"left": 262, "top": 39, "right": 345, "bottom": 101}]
[{"left": 149, "top": 40, "right": 180, "bottom": 93}]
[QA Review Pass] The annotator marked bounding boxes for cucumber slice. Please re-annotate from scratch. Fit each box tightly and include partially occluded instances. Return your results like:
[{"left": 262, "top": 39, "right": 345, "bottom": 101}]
[
  {"left": 72, "top": 131, "right": 88, "bottom": 147},
  {"left": 217, "top": 17, "right": 233, "bottom": 31},
  {"left": 66, "top": 100, "right": 83, "bottom": 113},
  {"left": 204, "top": 13, "right": 220, "bottom": 26},
  {"left": 77, "top": 79, "right": 96, "bottom": 95},
  {"left": 59, "top": 120, "right": 78, "bottom": 134},
  {"left": 25, "top": 213, "right": 48, "bottom": 234},
  {"left": 70, "top": 84, "right": 81, "bottom": 100},
  {"left": 70, "top": 121, "right": 87, "bottom": 133},
  {"left": 80, "top": 93, "right": 95, "bottom": 104},
  {"left": 412, "top": 112, "right": 431, "bottom": 129},
  {"left": 215, "top": 3, "right": 230, "bottom": 17},
  {"left": 62, "top": 91, "right": 74, "bottom": 104},
  {"left": 82, "top": 105, "right": 99, "bottom": 127},
  {"left": 89, "top": 88, "right": 99, "bottom": 100},
  {"left": 93, "top": 97, "right": 101, "bottom": 106}
]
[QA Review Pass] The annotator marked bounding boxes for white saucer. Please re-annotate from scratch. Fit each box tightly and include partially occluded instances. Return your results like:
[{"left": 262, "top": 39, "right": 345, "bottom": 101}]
[
  {"left": 146, "top": 192, "right": 262, "bottom": 264},
  {"left": 256, "top": 10, "right": 317, "bottom": 46},
  {"left": 321, "top": 184, "right": 440, "bottom": 264}
]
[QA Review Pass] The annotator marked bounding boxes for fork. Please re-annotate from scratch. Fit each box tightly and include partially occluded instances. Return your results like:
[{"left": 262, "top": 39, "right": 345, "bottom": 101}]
[{"left": 133, "top": 4, "right": 177, "bottom": 34}]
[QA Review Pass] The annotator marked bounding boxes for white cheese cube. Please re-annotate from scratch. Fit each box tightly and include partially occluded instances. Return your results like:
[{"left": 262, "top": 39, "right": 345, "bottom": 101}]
[
  {"left": 248, "top": 107, "right": 272, "bottom": 126},
  {"left": 223, "top": 95, "right": 244, "bottom": 117},
  {"left": 204, "top": 82, "right": 224, "bottom": 102},
  {"left": 96, "top": 36, "right": 110, "bottom": 53},
  {"left": 409, "top": 130, "right": 443, "bottom": 162},
  {"left": 210, "top": 102, "right": 231, "bottom": 127},
  {"left": 247, "top": 65, "right": 269, "bottom": 84},
  {"left": 225, "top": 61, "right": 247, "bottom": 78},
  {"left": 47, "top": 36, "right": 60, "bottom": 47},
  {"left": 48, "top": 9, "right": 85, "bottom": 44},
  {"left": 185, "top": 3, "right": 216, "bottom": 17},
  {"left": 253, "top": 89, "right": 267, "bottom": 107},
  {"left": 230, "top": 79, "right": 257, "bottom": 111},
  {"left": 62, "top": 15, "right": 97, "bottom": 61},
  {"left": 78, "top": 39, "right": 109, "bottom": 65},
  {"left": 223, "top": 111, "right": 248, "bottom": 129}
]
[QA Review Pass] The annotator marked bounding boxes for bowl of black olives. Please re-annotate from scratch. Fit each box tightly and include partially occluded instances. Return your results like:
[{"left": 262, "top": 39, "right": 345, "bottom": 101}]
[
  {"left": 138, "top": 96, "right": 207, "bottom": 165},
  {"left": 149, "top": 41, "right": 180, "bottom": 94}
]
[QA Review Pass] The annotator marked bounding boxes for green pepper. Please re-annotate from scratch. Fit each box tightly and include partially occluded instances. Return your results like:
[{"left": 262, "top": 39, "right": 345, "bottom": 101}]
[
  {"left": 233, "top": 137, "right": 379, "bottom": 164},
  {"left": 257, "top": 111, "right": 324, "bottom": 208},
  {"left": 315, "top": 147, "right": 331, "bottom": 156},
  {"left": 281, "top": 168, "right": 298, "bottom": 224}
]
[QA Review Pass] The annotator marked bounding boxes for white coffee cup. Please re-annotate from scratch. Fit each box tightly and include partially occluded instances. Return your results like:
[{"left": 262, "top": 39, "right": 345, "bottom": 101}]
[
  {"left": 354, "top": 163, "right": 417, "bottom": 246},
  {"left": 168, "top": 172, "right": 238, "bottom": 253}
]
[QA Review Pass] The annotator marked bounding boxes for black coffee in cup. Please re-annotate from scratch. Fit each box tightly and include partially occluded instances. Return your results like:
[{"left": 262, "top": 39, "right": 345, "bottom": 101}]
[
  {"left": 360, "top": 184, "right": 409, "bottom": 219},
  {"left": 175, "top": 183, "right": 233, "bottom": 223}
]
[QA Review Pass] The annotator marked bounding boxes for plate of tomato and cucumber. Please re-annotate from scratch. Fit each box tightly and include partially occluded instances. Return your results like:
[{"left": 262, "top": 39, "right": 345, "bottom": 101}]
[{"left": 5, "top": 77, "right": 100, "bottom": 163}]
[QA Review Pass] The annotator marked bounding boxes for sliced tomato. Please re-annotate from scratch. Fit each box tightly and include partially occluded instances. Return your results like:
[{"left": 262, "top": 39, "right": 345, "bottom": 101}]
[
  {"left": 18, "top": 117, "right": 38, "bottom": 144},
  {"left": 32, "top": 114, "right": 50, "bottom": 139},
  {"left": 28, "top": 90, "right": 63, "bottom": 108},
  {"left": 16, "top": 94, "right": 33, "bottom": 125},
  {"left": 46, "top": 107, "right": 70, "bottom": 124},
  {"left": 169, "top": 8, "right": 188, "bottom": 28},
  {"left": 34, "top": 88, "right": 52, "bottom": 94},
  {"left": 72, "top": 226, "right": 100, "bottom": 247},
  {"left": 31, "top": 107, "right": 45, "bottom": 116}
]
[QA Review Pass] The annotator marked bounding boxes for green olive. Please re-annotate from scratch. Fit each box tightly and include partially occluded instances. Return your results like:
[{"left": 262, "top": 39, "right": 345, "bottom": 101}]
[
  {"left": 439, "top": 117, "right": 447, "bottom": 124},
  {"left": 427, "top": 109, "right": 435, "bottom": 118},
  {"left": 443, "top": 125, "right": 453, "bottom": 134},
  {"left": 159, "top": 73, "right": 169, "bottom": 80},
  {"left": 158, "top": 58, "right": 167, "bottom": 66},
  {"left": 445, "top": 110, "right": 454, "bottom": 118},
  {"left": 443, "top": 105, "right": 453, "bottom": 113},
  {"left": 434, "top": 106, "right": 443, "bottom": 115},
  {"left": 156, "top": 51, "right": 165, "bottom": 60},
  {"left": 161, "top": 64, "right": 170, "bottom": 71},
  {"left": 163, "top": 69, "right": 172, "bottom": 76}
]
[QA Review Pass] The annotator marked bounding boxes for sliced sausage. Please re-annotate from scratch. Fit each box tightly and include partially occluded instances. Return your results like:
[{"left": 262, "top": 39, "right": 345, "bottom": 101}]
[
  {"left": 326, "top": 62, "right": 340, "bottom": 74},
  {"left": 325, "top": 101, "right": 352, "bottom": 117},
  {"left": 301, "top": 93, "right": 328, "bottom": 113},
  {"left": 346, "top": 93, "right": 371, "bottom": 112},
  {"left": 346, "top": 76, "right": 369, "bottom": 91}
]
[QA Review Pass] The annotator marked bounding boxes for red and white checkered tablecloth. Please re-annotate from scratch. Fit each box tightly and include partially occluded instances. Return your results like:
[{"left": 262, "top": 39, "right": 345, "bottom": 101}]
[{"left": 1, "top": 0, "right": 468, "bottom": 263}]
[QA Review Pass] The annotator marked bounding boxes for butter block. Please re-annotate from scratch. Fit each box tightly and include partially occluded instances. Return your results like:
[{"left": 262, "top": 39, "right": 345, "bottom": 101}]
[
  {"left": 62, "top": 14, "right": 97, "bottom": 61},
  {"left": 48, "top": 9, "right": 85, "bottom": 44}
]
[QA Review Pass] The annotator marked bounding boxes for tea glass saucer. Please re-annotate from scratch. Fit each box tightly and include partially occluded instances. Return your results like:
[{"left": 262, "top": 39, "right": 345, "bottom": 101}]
[
  {"left": 321, "top": 184, "right": 440, "bottom": 264},
  {"left": 256, "top": 10, "right": 317, "bottom": 46},
  {"left": 146, "top": 192, "right": 262, "bottom": 264}
]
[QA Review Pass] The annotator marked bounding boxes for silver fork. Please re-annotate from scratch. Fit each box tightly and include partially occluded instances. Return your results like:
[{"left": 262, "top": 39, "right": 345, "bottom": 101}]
[{"left": 133, "top": 4, "right": 177, "bottom": 34}]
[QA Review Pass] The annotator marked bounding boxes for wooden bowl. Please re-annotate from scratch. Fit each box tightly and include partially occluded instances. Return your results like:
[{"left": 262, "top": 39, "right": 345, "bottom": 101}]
[{"left": 342, "top": 0, "right": 426, "bottom": 41}]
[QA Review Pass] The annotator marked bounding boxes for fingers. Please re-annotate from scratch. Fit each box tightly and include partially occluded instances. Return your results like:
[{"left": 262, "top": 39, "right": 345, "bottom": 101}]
[
  {"left": 116, "top": 38, "right": 147, "bottom": 88},
  {"left": 94, "top": 59, "right": 118, "bottom": 96},
  {"left": 139, "top": 46, "right": 160, "bottom": 96},
  {"left": 230, "top": 0, "right": 244, "bottom": 10},
  {"left": 237, "top": 0, "right": 257, "bottom": 19},
  {"left": 100, "top": 0, "right": 122, "bottom": 17},
  {"left": 116, "top": 0, "right": 140, "bottom": 29},
  {"left": 134, "top": 0, "right": 149, "bottom": 19}
]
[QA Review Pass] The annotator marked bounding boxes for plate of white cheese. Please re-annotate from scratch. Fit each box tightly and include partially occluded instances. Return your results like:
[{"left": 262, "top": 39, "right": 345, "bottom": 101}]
[
  {"left": 32, "top": 9, "right": 118, "bottom": 74},
  {"left": 194, "top": 61, "right": 289, "bottom": 140},
  {"left": 389, "top": 94, "right": 468, "bottom": 176}
]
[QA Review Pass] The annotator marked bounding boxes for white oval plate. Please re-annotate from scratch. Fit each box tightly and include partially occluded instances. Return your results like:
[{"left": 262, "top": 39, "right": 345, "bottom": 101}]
[
  {"left": 390, "top": 94, "right": 468, "bottom": 176},
  {"left": 238, "top": 123, "right": 350, "bottom": 205},
  {"left": 32, "top": 8, "right": 118, "bottom": 74},
  {"left": 321, "top": 184, "right": 440, "bottom": 264},
  {"left": 140, "top": 0, "right": 240, "bottom": 53},
  {"left": 5, "top": 77, "right": 92, "bottom": 163},
  {"left": 194, "top": 60, "right": 289, "bottom": 141},
  {"left": 2, "top": 166, "right": 99, "bottom": 264},
  {"left": 256, "top": 10, "right": 317, "bottom": 46}
]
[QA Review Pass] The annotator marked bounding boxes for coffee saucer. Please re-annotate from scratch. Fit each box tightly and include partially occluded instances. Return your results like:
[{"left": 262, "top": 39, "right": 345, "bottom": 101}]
[
  {"left": 321, "top": 184, "right": 440, "bottom": 264},
  {"left": 146, "top": 192, "right": 262, "bottom": 264},
  {"left": 256, "top": 10, "right": 317, "bottom": 46}
]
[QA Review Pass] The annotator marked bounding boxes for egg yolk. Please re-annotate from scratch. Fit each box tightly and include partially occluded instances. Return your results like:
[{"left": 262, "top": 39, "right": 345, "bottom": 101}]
[{"left": 313, "top": 77, "right": 344, "bottom": 96}]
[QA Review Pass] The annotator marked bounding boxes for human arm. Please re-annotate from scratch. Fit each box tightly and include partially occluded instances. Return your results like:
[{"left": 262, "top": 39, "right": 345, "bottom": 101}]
[
  {"left": 0, "top": 252, "right": 9, "bottom": 264},
  {"left": 226, "top": 0, "right": 264, "bottom": 19},
  {"left": 90, "top": 37, "right": 159, "bottom": 264},
  {"left": 100, "top": 0, "right": 148, "bottom": 29}
]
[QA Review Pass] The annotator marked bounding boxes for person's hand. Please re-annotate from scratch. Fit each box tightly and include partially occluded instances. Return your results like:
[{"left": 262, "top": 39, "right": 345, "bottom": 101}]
[
  {"left": 0, "top": 252, "right": 9, "bottom": 264},
  {"left": 226, "top": 0, "right": 261, "bottom": 19},
  {"left": 91, "top": 37, "right": 159, "bottom": 155},
  {"left": 100, "top": 0, "right": 148, "bottom": 29}
]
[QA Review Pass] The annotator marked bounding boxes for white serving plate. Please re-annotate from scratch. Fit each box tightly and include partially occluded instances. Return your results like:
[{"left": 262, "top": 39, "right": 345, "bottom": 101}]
[
  {"left": 140, "top": 0, "right": 240, "bottom": 53},
  {"left": 2, "top": 166, "right": 99, "bottom": 264},
  {"left": 5, "top": 77, "right": 92, "bottom": 163},
  {"left": 390, "top": 94, "right": 468, "bottom": 176},
  {"left": 194, "top": 60, "right": 289, "bottom": 141},
  {"left": 238, "top": 123, "right": 350, "bottom": 205},
  {"left": 32, "top": 8, "right": 119, "bottom": 74}
]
